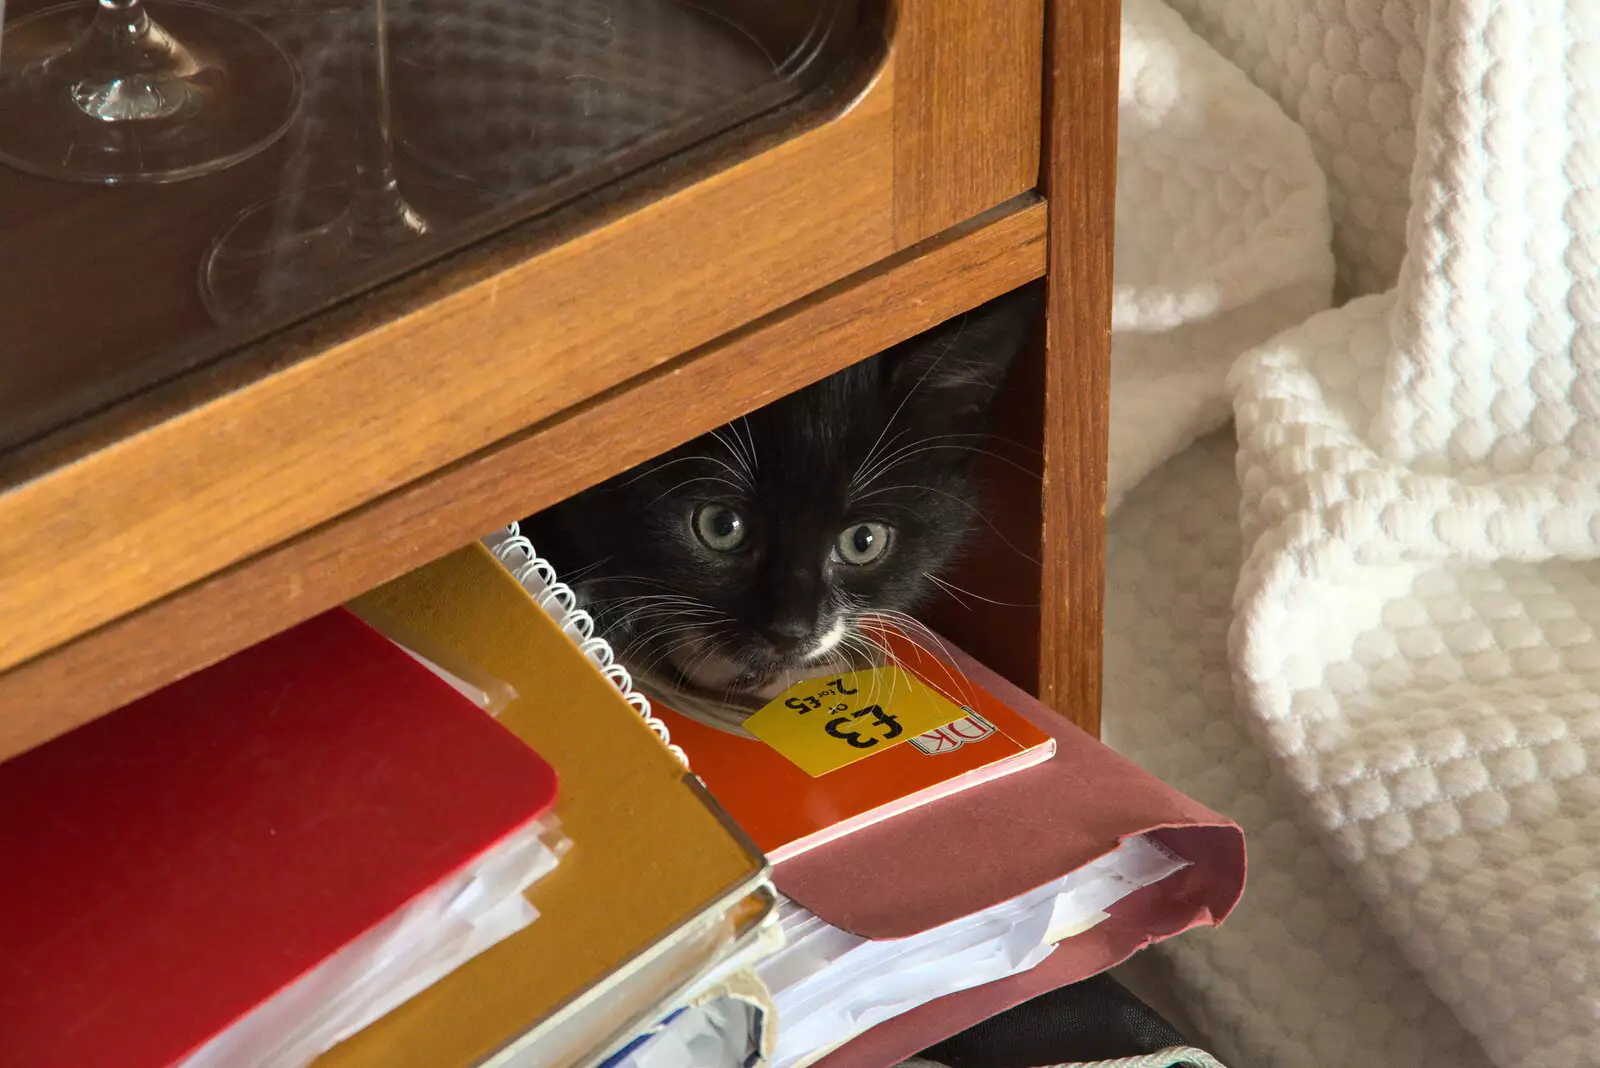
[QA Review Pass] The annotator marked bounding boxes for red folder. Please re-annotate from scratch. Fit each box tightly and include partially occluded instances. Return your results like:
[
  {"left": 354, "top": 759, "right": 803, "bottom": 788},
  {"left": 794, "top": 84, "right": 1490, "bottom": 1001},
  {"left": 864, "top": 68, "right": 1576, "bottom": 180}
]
[
  {"left": 776, "top": 642, "right": 1246, "bottom": 1068},
  {"left": 0, "top": 609, "right": 559, "bottom": 1068}
]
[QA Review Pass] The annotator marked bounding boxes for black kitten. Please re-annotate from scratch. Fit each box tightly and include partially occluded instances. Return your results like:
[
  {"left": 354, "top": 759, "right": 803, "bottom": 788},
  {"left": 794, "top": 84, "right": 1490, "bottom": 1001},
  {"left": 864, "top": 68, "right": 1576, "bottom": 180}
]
[{"left": 524, "top": 284, "right": 1041, "bottom": 704}]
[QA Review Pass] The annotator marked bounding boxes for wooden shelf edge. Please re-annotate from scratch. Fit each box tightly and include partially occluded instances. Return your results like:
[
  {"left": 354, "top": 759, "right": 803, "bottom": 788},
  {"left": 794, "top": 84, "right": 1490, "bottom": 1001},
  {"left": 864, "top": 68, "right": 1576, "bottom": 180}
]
[
  {"left": 918, "top": 0, "right": 1119, "bottom": 741},
  {"left": 0, "top": 52, "right": 902, "bottom": 676},
  {"left": 1038, "top": 0, "right": 1119, "bottom": 735},
  {"left": 0, "top": 196, "right": 1047, "bottom": 764}
]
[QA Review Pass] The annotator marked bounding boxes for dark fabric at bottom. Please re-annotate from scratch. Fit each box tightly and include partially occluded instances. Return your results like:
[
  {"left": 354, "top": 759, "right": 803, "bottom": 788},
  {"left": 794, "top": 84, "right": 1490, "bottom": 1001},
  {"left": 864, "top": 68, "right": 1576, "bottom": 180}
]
[{"left": 921, "top": 974, "right": 1191, "bottom": 1068}]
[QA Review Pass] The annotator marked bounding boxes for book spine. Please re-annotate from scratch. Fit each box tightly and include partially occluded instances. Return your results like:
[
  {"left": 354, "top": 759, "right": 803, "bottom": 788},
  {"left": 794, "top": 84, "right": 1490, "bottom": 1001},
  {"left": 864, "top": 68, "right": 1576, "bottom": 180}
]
[{"left": 485, "top": 524, "right": 690, "bottom": 769}]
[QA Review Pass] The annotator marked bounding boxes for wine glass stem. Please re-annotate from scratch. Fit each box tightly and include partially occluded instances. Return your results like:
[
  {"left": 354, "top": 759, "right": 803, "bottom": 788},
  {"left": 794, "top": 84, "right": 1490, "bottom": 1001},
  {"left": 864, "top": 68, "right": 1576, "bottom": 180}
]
[
  {"left": 69, "top": 0, "right": 206, "bottom": 123},
  {"left": 95, "top": 0, "right": 151, "bottom": 42},
  {"left": 349, "top": 0, "right": 424, "bottom": 244}
]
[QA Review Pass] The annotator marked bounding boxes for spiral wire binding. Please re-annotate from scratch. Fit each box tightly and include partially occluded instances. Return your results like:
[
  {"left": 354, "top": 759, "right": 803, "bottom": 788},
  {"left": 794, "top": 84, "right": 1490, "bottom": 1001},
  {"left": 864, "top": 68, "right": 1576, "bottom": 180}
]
[{"left": 485, "top": 522, "right": 690, "bottom": 768}]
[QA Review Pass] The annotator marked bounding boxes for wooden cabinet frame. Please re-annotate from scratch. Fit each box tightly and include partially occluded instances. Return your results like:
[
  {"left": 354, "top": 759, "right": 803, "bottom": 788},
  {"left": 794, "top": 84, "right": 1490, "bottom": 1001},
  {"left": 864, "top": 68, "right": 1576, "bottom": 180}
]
[{"left": 0, "top": 0, "right": 1117, "bottom": 761}]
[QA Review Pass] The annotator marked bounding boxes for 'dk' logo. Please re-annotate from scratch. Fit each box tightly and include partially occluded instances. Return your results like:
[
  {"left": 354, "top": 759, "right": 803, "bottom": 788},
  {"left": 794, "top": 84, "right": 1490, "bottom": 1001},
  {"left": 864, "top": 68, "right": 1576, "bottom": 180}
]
[{"left": 910, "top": 709, "right": 997, "bottom": 755}]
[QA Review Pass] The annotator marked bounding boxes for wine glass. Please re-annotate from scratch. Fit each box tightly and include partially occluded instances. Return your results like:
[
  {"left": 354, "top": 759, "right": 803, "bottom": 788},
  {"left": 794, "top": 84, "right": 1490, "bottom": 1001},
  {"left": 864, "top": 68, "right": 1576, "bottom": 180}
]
[
  {"left": 199, "top": 0, "right": 432, "bottom": 323},
  {"left": 392, "top": 1, "right": 622, "bottom": 199},
  {"left": 0, "top": 0, "right": 300, "bottom": 183}
]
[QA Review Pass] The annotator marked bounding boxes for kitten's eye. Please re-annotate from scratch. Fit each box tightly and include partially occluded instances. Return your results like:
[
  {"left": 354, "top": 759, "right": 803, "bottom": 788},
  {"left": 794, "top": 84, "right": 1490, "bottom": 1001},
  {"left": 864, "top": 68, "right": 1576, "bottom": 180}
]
[
  {"left": 693, "top": 504, "right": 748, "bottom": 552},
  {"left": 834, "top": 522, "right": 892, "bottom": 565}
]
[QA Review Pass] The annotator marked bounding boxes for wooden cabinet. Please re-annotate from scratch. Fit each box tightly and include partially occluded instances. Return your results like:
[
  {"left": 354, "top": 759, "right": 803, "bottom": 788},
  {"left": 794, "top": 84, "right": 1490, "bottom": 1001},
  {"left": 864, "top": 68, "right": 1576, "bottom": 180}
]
[{"left": 0, "top": 0, "right": 1118, "bottom": 759}]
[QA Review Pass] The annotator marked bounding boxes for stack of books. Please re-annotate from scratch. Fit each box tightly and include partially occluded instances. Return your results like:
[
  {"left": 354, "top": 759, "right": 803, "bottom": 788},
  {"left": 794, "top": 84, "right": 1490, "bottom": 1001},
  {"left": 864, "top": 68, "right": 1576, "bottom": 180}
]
[
  {"left": 564, "top": 556, "right": 1246, "bottom": 1068},
  {"left": 336, "top": 541, "right": 778, "bottom": 1068},
  {"left": 3, "top": 529, "right": 1243, "bottom": 1068},
  {"left": 467, "top": 528, "right": 1243, "bottom": 1068},
  {"left": 0, "top": 609, "right": 566, "bottom": 1068}
]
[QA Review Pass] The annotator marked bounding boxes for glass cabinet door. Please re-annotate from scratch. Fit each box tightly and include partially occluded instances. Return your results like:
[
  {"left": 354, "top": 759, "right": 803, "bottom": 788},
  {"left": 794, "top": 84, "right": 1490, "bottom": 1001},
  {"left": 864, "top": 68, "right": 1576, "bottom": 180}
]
[{"left": 0, "top": 0, "right": 863, "bottom": 450}]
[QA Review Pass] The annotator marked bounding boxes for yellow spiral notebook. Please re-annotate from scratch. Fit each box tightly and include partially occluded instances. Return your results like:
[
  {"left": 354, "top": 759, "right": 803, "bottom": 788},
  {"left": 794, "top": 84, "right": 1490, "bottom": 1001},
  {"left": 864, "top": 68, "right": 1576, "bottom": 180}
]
[{"left": 327, "top": 538, "right": 773, "bottom": 1068}]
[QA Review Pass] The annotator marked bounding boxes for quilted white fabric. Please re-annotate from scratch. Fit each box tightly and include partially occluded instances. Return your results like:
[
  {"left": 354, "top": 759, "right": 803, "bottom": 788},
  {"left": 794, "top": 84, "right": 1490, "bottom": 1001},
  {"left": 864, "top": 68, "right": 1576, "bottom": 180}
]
[
  {"left": 1095, "top": 1, "right": 1600, "bottom": 1067},
  {"left": 1097, "top": 0, "right": 1600, "bottom": 1064},
  {"left": 1103, "top": 434, "right": 1492, "bottom": 1068},
  {"left": 1104, "top": 7, "right": 1486, "bottom": 1066},
  {"left": 1107, "top": 0, "right": 1332, "bottom": 510},
  {"left": 1163, "top": 0, "right": 1425, "bottom": 298},
  {"left": 1219, "top": 0, "right": 1600, "bottom": 1063}
]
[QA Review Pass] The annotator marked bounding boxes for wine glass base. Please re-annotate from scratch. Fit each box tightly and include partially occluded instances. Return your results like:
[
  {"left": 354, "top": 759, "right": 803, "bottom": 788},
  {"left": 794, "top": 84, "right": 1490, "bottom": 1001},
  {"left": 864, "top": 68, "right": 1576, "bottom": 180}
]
[
  {"left": 0, "top": 1, "right": 300, "bottom": 184},
  {"left": 200, "top": 186, "right": 431, "bottom": 325}
]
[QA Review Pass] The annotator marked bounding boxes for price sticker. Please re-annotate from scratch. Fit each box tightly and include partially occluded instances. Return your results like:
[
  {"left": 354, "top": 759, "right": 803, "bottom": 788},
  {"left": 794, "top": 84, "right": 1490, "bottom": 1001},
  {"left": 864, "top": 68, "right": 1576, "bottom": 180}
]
[{"left": 742, "top": 664, "right": 966, "bottom": 776}]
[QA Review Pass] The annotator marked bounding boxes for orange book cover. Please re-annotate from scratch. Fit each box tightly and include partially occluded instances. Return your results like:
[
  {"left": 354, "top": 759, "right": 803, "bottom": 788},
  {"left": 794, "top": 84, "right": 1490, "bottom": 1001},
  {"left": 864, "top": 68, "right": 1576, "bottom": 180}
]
[{"left": 650, "top": 629, "right": 1056, "bottom": 863}]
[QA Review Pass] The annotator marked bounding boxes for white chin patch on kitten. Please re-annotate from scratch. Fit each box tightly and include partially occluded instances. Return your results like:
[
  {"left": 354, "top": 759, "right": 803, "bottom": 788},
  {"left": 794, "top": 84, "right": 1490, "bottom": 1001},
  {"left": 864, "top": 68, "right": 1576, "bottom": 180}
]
[
  {"left": 667, "top": 620, "right": 852, "bottom": 700},
  {"left": 803, "top": 619, "right": 848, "bottom": 662}
]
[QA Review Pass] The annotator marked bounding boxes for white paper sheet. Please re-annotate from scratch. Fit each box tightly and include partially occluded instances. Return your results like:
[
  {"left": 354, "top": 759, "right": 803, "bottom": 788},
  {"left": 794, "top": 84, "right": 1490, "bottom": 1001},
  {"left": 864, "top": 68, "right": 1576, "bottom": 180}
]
[
  {"left": 763, "top": 834, "right": 1187, "bottom": 1068},
  {"left": 181, "top": 818, "right": 567, "bottom": 1068}
]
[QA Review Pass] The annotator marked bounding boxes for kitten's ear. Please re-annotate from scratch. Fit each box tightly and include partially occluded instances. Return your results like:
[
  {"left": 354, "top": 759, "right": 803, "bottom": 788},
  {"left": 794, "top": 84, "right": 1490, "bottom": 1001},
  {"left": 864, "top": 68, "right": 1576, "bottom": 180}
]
[{"left": 885, "top": 282, "right": 1043, "bottom": 422}]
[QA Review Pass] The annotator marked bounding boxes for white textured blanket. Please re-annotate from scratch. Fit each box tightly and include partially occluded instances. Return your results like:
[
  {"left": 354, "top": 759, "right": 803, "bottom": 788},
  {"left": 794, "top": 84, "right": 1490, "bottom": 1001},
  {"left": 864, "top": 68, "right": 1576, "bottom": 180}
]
[
  {"left": 1105, "top": 2, "right": 1600, "bottom": 1067},
  {"left": 1225, "top": 2, "right": 1600, "bottom": 1066},
  {"left": 1109, "top": 0, "right": 1330, "bottom": 511}
]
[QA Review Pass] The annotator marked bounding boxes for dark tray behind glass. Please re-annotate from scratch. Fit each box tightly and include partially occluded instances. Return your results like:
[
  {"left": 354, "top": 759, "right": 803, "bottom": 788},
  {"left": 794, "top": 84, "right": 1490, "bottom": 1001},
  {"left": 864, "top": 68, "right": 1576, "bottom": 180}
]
[{"left": 0, "top": 0, "right": 862, "bottom": 453}]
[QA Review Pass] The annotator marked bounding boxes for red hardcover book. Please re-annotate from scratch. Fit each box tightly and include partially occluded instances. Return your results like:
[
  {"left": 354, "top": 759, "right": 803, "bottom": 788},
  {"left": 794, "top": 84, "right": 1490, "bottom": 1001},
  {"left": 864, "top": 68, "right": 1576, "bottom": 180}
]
[{"left": 0, "top": 609, "right": 559, "bottom": 1068}]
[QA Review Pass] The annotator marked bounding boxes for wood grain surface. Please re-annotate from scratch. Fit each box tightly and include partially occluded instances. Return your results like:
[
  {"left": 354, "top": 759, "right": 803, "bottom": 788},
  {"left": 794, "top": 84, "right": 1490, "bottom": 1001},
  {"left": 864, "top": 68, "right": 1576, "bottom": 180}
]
[
  {"left": 921, "top": 0, "right": 1119, "bottom": 736},
  {"left": 0, "top": 197, "right": 1046, "bottom": 763},
  {"left": 1038, "top": 0, "right": 1119, "bottom": 734},
  {"left": 892, "top": 0, "right": 1044, "bottom": 245},
  {"left": 0, "top": 0, "right": 839, "bottom": 451},
  {"left": 0, "top": 0, "right": 1050, "bottom": 688},
  {"left": 0, "top": 55, "right": 899, "bottom": 676}
]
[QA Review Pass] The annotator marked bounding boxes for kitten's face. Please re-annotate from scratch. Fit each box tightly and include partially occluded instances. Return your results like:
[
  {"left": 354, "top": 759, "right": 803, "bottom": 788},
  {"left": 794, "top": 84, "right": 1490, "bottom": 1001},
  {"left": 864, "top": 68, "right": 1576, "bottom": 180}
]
[
  {"left": 580, "top": 371, "right": 978, "bottom": 698},
  {"left": 528, "top": 285, "right": 1040, "bottom": 701}
]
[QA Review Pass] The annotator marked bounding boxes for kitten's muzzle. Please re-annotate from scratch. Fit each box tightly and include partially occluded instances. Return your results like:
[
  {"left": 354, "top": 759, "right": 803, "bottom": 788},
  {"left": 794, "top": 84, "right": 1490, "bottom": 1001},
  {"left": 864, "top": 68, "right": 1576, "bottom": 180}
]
[{"left": 758, "top": 620, "right": 811, "bottom": 655}]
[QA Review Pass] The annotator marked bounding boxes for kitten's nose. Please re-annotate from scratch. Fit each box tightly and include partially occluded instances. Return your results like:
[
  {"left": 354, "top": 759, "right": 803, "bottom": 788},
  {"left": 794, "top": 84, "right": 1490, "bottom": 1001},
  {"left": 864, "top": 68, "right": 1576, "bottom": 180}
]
[{"left": 760, "top": 619, "right": 812, "bottom": 654}]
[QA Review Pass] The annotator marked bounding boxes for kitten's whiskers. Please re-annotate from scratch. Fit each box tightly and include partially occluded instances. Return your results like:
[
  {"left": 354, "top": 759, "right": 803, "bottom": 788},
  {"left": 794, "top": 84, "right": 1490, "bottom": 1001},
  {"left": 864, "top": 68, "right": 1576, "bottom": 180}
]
[
  {"left": 854, "top": 433, "right": 1040, "bottom": 492},
  {"left": 709, "top": 425, "right": 758, "bottom": 488},
  {"left": 861, "top": 610, "right": 974, "bottom": 707},
  {"left": 855, "top": 481, "right": 1040, "bottom": 564},
  {"left": 735, "top": 417, "right": 759, "bottom": 476},
  {"left": 649, "top": 474, "right": 747, "bottom": 505},
  {"left": 923, "top": 573, "right": 1038, "bottom": 608},
  {"left": 849, "top": 318, "right": 970, "bottom": 488},
  {"left": 614, "top": 453, "right": 748, "bottom": 491}
]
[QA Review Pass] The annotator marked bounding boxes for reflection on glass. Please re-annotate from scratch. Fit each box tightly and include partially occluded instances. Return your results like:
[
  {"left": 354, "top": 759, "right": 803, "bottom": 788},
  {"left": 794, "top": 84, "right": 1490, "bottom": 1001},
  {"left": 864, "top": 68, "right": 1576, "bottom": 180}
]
[
  {"left": 0, "top": 0, "right": 861, "bottom": 450},
  {"left": 390, "top": 0, "right": 798, "bottom": 203},
  {"left": 0, "top": 0, "right": 300, "bottom": 183},
  {"left": 394, "top": 2, "right": 624, "bottom": 196},
  {"left": 200, "top": 0, "right": 434, "bottom": 323}
]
